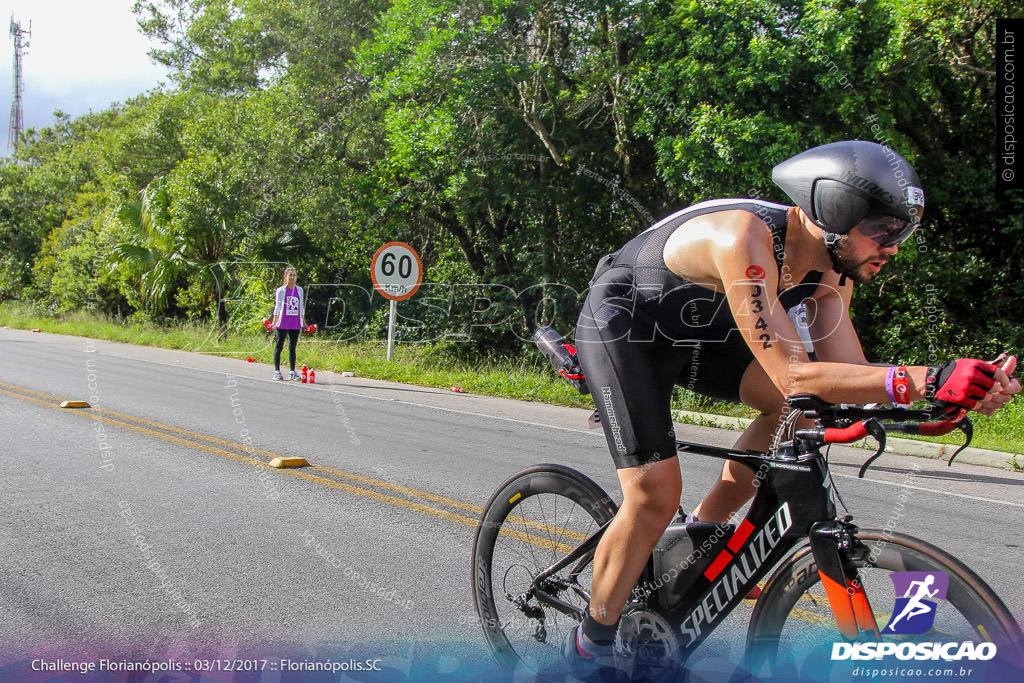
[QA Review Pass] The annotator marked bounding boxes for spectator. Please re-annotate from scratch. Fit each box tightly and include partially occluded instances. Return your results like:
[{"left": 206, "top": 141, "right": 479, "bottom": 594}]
[{"left": 271, "top": 267, "right": 306, "bottom": 380}]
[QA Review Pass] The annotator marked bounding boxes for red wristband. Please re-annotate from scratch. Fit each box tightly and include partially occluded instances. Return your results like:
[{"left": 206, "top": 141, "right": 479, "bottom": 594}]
[{"left": 892, "top": 365, "right": 911, "bottom": 407}]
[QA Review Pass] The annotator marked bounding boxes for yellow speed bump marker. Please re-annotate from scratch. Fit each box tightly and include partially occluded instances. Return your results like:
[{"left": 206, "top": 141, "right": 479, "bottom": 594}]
[
  {"left": 269, "top": 456, "right": 309, "bottom": 469},
  {"left": 59, "top": 400, "right": 91, "bottom": 409}
]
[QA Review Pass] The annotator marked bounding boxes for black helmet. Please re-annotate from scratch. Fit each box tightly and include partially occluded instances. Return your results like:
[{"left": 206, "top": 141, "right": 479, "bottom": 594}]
[{"left": 772, "top": 141, "right": 925, "bottom": 244}]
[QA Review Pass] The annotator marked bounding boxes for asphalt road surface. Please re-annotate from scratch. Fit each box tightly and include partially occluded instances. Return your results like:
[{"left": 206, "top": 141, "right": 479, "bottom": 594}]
[{"left": 1, "top": 327, "right": 1021, "bottom": 682}]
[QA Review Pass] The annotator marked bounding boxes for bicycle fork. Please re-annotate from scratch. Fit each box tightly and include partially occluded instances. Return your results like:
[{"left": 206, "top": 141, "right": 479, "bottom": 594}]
[{"left": 809, "top": 519, "right": 881, "bottom": 640}]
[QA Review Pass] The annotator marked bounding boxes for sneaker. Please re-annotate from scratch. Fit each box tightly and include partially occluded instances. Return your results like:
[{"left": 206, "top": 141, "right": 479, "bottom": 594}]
[
  {"left": 272, "top": 370, "right": 283, "bottom": 380},
  {"left": 289, "top": 370, "right": 300, "bottom": 380}
]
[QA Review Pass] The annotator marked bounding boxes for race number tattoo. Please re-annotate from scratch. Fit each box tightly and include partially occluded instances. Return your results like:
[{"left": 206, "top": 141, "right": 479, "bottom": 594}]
[{"left": 750, "top": 285, "right": 772, "bottom": 349}]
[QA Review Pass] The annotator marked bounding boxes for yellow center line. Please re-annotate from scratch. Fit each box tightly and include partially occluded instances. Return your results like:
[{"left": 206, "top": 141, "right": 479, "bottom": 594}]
[
  {"left": 0, "top": 385, "right": 65, "bottom": 409},
  {"left": 0, "top": 381, "right": 286, "bottom": 460},
  {"left": 97, "top": 406, "right": 285, "bottom": 459},
  {"left": 311, "top": 463, "right": 486, "bottom": 513},
  {"left": 0, "top": 380, "right": 60, "bottom": 400},
  {"left": 789, "top": 606, "right": 840, "bottom": 630},
  {"left": 310, "top": 464, "right": 589, "bottom": 542},
  {"left": 0, "top": 381, "right": 571, "bottom": 552},
  {"left": 96, "top": 405, "right": 583, "bottom": 542},
  {"left": 0, "top": 381, "right": 587, "bottom": 541},
  {"left": 277, "top": 467, "right": 573, "bottom": 553},
  {"left": 0, "top": 385, "right": 270, "bottom": 468}
]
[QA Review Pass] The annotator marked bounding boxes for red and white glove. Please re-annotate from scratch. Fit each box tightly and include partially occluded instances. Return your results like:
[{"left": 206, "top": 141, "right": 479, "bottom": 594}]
[{"left": 925, "top": 359, "right": 997, "bottom": 411}]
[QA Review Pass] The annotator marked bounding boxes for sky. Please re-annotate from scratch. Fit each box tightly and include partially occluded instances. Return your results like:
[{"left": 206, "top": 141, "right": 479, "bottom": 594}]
[{"left": 2, "top": 0, "right": 171, "bottom": 149}]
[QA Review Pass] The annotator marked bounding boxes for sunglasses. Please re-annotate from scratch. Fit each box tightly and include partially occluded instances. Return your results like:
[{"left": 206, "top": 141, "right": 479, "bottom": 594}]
[{"left": 855, "top": 215, "right": 917, "bottom": 248}]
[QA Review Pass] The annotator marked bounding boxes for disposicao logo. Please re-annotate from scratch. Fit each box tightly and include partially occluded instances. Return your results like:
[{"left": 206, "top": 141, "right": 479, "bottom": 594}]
[
  {"left": 829, "top": 570, "right": 997, "bottom": 663},
  {"left": 882, "top": 571, "right": 948, "bottom": 635}
]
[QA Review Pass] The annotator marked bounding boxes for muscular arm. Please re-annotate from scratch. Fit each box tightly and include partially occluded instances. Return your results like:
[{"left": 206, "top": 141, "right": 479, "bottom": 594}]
[{"left": 673, "top": 212, "right": 929, "bottom": 403}]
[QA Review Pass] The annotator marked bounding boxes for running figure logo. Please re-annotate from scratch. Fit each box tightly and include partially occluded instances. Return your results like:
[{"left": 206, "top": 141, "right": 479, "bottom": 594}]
[{"left": 882, "top": 571, "right": 949, "bottom": 635}]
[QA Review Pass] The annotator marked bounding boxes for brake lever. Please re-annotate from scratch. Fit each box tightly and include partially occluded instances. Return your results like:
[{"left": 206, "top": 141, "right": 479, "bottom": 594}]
[
  {"left": 947, "top": 417, "right": 974, "bottom": 467},
  {"left": 856, "top": 418, "right": 887, "bottom": 479}
]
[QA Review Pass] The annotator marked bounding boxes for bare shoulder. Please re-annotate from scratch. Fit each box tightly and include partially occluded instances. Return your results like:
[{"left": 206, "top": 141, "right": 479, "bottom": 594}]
[{"left": 663, "top": 209, "right": 774, "bottom": 285}]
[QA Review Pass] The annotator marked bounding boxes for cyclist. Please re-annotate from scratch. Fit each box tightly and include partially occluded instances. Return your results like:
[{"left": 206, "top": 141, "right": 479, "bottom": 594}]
[{"left": 566, "top": 140, "right": 1020, "bottom": 666}]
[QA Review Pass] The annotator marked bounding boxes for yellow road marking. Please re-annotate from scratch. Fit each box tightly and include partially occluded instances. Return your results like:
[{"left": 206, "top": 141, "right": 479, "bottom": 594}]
[
  {"left": 312, "top": 463, "right": 484, "bottom": 513},
  {"left": 0, "top": 381, "right": 572, "bottom": 553},
  {"left": 0, "top": 381, "right": 58, "bottom": 399},
  {"left": 0, "top": 380, "right": 588, "bottom": 541},
  {"left": 312, "top": 464, "right": 588, "bottom": 542},
  {"left": 0, "top": 386, "right": 62, "bottom": 409},
  {"left": 0, "top": 385, "right": 269, "bottom": 468},
  {"left": 276, "top": 468, "right": 573, "bottom": 553},
  {"left": 97, "top": 406, "right": 284, "bottom": 458}
]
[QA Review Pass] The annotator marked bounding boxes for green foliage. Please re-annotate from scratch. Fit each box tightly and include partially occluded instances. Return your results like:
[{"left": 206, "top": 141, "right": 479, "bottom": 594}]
[{"left": 0, "top": 0, "right": 1018, "bottom": 368}]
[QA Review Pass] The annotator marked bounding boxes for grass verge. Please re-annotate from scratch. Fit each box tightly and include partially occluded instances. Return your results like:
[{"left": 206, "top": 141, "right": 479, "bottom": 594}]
[{"left": 2, "top": 302, "right": 1021, "bottom": 457}]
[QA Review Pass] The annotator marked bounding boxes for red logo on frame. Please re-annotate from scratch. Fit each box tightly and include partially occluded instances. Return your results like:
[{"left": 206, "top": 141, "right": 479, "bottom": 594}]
[{"left": 746, "top": 265, "right": 766, "bottom": 280}]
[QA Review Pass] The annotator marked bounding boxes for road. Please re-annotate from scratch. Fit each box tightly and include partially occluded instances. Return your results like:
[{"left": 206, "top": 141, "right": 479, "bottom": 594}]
[{"left": 0, "top": 327, "right": 1021, "bottom": 681}]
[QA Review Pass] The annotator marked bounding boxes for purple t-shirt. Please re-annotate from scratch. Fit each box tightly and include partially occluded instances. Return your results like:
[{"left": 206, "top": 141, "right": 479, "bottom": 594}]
[{"left": 274, "top": 285, "right": 304, "bottom": 329}]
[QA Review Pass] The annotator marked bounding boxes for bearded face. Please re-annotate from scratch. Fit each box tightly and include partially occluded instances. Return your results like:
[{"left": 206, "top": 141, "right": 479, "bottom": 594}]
[{"left": 829, "top": 234, "right": 876, "bottom": 284}]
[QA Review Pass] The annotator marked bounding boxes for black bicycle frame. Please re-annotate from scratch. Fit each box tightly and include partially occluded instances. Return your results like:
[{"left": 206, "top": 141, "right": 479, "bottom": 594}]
[
  {"left": 530, "top": 435, "right": 866, "bottom": 658},
  {"left": 656, "top": 438, "right": 840, "bottom": 655}
]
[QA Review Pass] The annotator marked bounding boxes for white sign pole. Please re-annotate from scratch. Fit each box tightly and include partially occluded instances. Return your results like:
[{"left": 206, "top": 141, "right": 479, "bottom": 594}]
[{"left": 387, "top": 299, "right": 397, "bottom": 361}]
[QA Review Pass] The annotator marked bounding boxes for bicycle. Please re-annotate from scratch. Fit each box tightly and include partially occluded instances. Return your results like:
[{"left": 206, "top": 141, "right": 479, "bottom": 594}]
[{"left": 471, "top": 393, "right": 1024, "bottom": 680}]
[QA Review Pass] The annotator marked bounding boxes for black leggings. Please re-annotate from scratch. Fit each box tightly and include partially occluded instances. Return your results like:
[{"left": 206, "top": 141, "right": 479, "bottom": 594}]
[{"left": 274, "top": 328, "right": 300, "bottom": 371}]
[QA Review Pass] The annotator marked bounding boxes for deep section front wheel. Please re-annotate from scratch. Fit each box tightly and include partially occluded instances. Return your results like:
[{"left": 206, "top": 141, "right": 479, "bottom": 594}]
[
  {"left": 746, "top": 530, "right": 1024, "bottom": 681},
  {"left": 471, "top": 464, "right": 617, "bottom": 679}
]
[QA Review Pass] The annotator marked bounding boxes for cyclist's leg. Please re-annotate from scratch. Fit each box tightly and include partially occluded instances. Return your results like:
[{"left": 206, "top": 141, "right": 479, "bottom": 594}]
[
  {"left": 589, "top": 458, "right": 682, "bottom": 626},
  {"left": 576, "top": 317, "right": 685, "bottom": 629}
]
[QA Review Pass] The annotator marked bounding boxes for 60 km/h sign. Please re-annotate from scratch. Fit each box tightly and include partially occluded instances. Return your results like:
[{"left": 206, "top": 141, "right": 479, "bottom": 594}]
[
  {"left": 371, "top": 242, "right": 422, "bottom": 302},
  {"left": 371, "top": 242, "right": 423, "bottom": 361}
]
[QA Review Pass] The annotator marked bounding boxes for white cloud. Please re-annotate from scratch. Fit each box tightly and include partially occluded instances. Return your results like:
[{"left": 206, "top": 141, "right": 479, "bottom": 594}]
[{"left": 2, "top": 0, "right": 170, "bottom": 138}]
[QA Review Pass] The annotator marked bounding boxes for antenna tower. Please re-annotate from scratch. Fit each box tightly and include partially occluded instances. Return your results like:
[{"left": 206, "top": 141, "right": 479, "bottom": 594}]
[{"left": 7, "top": 15, "right": 30, "bottom": 155}]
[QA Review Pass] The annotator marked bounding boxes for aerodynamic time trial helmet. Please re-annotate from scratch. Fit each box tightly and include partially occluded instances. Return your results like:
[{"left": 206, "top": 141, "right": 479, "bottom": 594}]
[{"left": 771, "top": 140, "right": 925, "bottom": 247}]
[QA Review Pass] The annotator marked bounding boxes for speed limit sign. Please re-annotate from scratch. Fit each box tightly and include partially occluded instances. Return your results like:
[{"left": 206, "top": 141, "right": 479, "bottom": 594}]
[{"left": 371, "top": 242, "right": 422, "bottom": 301}]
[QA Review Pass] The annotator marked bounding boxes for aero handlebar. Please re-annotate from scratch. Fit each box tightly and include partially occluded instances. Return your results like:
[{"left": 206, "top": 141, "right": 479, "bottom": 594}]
[
  {"left": 786, "top": 394, "right": 973, "bottom": 477},
  {"left": 797, "top": 418, "right": 959, "bottom": 445}
]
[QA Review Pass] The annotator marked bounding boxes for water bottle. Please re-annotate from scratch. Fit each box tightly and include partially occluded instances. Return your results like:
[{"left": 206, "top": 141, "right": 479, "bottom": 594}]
[
  {"left": 649, "top": 521, "right": 735, "bottom": 612},
  {"left": 533, "top": 327, "right": 589, "bottom": 395},
  {"left": 308, "top": 369, "right": 316, "bottom": 384},
  {"left": 301, "top": 364, "right": 308, "bottom": 383},
  {"left": 263, "top": 318, "right": 272, "bottom": 331}
]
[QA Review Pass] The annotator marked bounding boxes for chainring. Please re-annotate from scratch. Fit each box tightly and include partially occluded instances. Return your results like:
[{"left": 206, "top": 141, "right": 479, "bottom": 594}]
[{"left": 615, "top": 606, "right": 680, "bottom": 665}]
